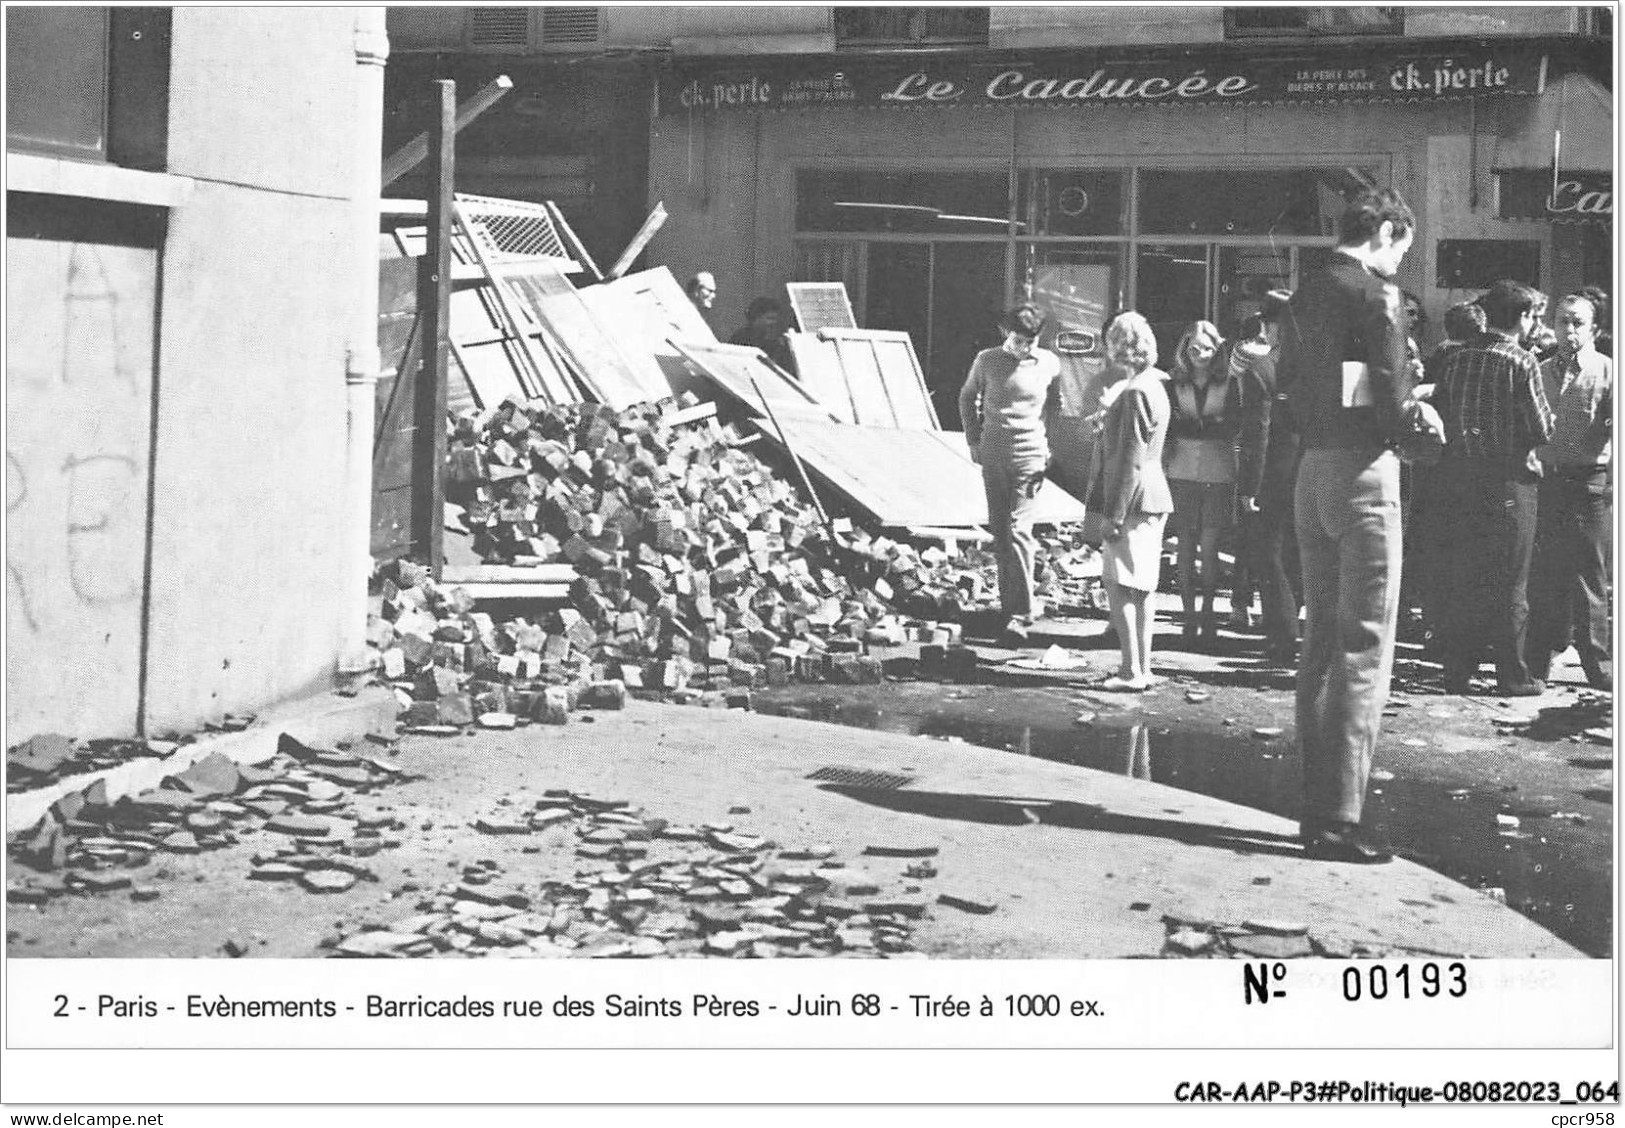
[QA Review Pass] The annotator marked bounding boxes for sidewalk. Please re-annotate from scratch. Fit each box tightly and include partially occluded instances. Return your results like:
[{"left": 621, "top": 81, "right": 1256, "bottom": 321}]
[{"left": 6, "top": 693, "right": 1578, "bottom": 958}]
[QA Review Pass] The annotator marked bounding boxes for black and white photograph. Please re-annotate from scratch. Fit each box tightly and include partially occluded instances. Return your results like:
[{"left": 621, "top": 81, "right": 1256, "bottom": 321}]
[{"left": 2, "top": 1, "right": 1618, "bottom": 1114}]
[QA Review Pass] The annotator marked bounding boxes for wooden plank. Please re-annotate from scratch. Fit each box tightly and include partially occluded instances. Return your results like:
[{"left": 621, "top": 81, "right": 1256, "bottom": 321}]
[
  {"left": 605, "top": 201, "right": 667, "bottom": 281},
  {"left": 504, "top": 261, "right": 669, "bottom": 410},
  {"left": 447, "top": 582, "right": 572, "bottom": 602},
  {"left": 901, "top": 525, "right": 995, "bottom": 544},
  {"left": 381, "top": 74, "right": 513, "bottom": 189},
  {"left": 670, "top": 339, "right": 833, "bottom": 423},
  {"left": 414, "top": 80, "right": 454, "bottom": 578},
  {"left": 442, "top": 563, "right": 578, "bottom": 584},
  {"left": 786, "top": 282, "right": 857, "bottom": 333},
  {"left": 544, "top": 200, "right": 603, "bottom": 283}
]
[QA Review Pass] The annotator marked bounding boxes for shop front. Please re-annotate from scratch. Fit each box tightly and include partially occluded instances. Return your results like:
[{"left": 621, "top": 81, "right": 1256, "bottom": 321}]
[{"left": 648, "top": 37, "right": 1601, "bottom": 493}]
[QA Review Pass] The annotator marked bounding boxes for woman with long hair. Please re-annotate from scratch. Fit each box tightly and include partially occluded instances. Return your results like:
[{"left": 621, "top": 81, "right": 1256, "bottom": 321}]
[
  {"left": 1094, "top": 311, "right": 1173, "bottom": 691},
  {"left": 1164, "top": 320, "right": 1246, "bottom": 646}
]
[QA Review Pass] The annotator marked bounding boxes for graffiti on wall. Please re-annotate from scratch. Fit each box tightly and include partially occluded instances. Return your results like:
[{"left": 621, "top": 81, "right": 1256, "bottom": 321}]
[{"left": 6, "top": 237, "right": 154, "bottom": 738}]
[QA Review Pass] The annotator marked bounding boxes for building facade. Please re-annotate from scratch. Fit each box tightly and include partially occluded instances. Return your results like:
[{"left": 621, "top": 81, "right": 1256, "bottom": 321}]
[
  {"left": 387, "top": 5, "right": 1611, "bottom": 481},
  {"left": 6, "top": 7, "right": 387, "bottom": 740}
]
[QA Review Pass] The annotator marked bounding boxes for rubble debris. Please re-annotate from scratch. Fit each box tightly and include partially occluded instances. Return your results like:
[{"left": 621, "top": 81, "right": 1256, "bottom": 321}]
[
  {"left": 6, "top": 733, "right": 173, "bottom": 793},
  {"left": 327, "top": 790, "right": 929, "bottom": 959}
]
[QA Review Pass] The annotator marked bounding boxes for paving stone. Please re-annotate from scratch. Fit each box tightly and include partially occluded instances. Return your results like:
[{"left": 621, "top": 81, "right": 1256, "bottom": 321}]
[
  {"left": 936, "top": 892, "right": 996, "bottom": 915},
  {"left": 265, "top": 814, "right": 333, "bottom": 837},
  {"left": 161, "top": 830, "right": 201, "bottom": 854},
  {"left": 475, "top": 817, "right": 532, "bottom": 836},
  {"left": 1228, "top": 931, "right": 1314, "bottom": 959},
  {"left": 173, "top": 752, "right": 242, "bottom": 797},
  {"left": 300, "top": 870, "right": 359, "bottom": 894},
  {"left": 249, "top": 863, "right": 305, "bottom": 881},
  {"left": 1167, "top": 928, "right": 1215, "bottom": 955},
  {"left": 1242, "top": 919, "right": 1310, "bottom": 937},
  {"left": 334, "top": 931, "right": 424, "bottom": 958},
  {"left": 129, "top": 886, "right": 161, "bottom": 902},
  {"left": 8, "top": 885, "right": 54, "bottom": 905},
  {"left": 863, "top": 844, "right": 939, "bottom": 858}
]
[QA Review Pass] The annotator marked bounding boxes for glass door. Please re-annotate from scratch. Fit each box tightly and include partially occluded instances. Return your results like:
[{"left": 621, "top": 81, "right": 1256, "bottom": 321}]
[{"left": 1135, "top": 243, "right": 1209, "bottom": 365}]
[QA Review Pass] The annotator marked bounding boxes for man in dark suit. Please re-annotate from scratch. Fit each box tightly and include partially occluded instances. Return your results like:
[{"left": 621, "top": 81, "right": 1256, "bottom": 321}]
[{"left": 1277, "top": 188, "right": 1442, "bottom": 864}]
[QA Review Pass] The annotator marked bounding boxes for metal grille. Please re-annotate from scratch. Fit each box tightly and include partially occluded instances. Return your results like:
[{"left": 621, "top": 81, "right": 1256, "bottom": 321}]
[
  {"left": 466, "top": 8, "right": 530, "bottom": 49},
  {"left": 805, "top": 765, "right": 915, "bottom": 790},
  {"left": 455, "top": 193, "right": 573, "bottom": 265},
  {"left": 541, "top": 7, "right": 600, "bottom": 44}
]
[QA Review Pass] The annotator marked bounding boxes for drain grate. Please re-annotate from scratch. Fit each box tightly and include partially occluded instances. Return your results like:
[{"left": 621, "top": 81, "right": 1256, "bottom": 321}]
[{"left": 805, "top": 765, "right": 915, "bottom": 790}]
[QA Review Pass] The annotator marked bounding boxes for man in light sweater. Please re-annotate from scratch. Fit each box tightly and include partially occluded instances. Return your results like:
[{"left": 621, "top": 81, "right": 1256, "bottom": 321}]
[{"left": 959, "top": 303, "right": 1061, "bottom": 642}]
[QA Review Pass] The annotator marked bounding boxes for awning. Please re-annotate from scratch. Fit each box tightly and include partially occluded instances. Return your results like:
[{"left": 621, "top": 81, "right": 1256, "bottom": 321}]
[{"left": 1493, "top": 70, "right": 1612, "bottom": 173}]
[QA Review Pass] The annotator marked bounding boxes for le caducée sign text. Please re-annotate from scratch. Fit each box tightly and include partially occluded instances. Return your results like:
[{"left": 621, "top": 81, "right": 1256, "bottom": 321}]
[{"left": 662, "top": 47, "right": 1546, "bottom": 114}]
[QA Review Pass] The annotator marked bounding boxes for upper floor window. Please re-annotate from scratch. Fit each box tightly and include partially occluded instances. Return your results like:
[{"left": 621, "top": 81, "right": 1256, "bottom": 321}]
[
  {"left": 834, "top": 7, "right": 989, "bottom": 48},
  {"left": 1224, "top": 7, "right": 1404, "bottom": 37},
  {"left": 5, "top": 6, "right": 170, "bottom": 170}
]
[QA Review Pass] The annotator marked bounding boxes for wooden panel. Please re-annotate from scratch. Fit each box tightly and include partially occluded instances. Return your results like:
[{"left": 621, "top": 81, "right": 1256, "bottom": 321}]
[
  {"left": 786, "top": 281, "right": 857, "bottom": 333},
  {"left": 670, "top": 339, "right": 834, "bottom": 422},
  {"left": 823, "top": 328, "right": 938, "bottom": 429},
  {"left": 504, "top": 261, "right": 669, "bottom": 410},
  {"left": 828, "top": 333, "right": 896, "bottom": 426},
  {"left": 786, "top": 333, "right": 856, "bottom": 423},
  {"left": 761, "top": 419, "right": 1085, "bottom": 528}
]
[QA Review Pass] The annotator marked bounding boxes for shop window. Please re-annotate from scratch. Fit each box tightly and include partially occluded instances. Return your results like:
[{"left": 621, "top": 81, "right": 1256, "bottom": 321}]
[
  {"left": 1018, "top": 170, "right": 1125, "bottom": 237},
  {"left": 796, "top": 169, "right": 1011, "bottom": 234},
  {"left": 5, "top": 6, "right": 170, "bottom": 170},
  {"left": 1436, "top": 240, "right": 1541, "bottom": 290},
  {"left": 1224, "top": 7, "right": 1403, "bottom": 37},
  {"left": 834, "top": 7, "right": 990, "bottom": 47},
  {"left": 1138, "top": 167, "right": 1378, "bottom": 237}
]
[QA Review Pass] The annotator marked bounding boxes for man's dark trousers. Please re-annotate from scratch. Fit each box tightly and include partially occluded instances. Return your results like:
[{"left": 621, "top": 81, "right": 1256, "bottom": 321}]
[
  {"left": 1428, "top": 455, "right": 1540, "bottom": 686},
  {"left": 1529, "top": 467, "right": 1612, "bottom": 681}
]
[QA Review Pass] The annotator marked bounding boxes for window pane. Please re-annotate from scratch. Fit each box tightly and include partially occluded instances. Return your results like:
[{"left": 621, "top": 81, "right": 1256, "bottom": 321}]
[
  {"left": 1138, "top": 167, "right": 1378, "bottom": 237},
  {"left": 797, "top": 169, "right": 1010, "bottom": 234},
  {"left": 1136, "top": 244, "right": 1209, "bottom": 364},
  {"left": 1019, "top": 170, "right": 1125, "bottom": 236},
  {"left": 6, "top": 7, "right": 108, "bottom": 159}
]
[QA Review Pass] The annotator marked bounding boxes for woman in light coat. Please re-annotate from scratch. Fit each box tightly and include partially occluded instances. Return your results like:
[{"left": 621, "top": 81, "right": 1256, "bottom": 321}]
[{"left": 1095, "top": 311, "right": 1173, "bottom": 691}]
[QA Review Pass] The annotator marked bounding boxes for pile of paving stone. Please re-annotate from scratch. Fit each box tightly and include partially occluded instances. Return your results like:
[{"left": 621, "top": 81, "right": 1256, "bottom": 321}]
[
  {"left": 328, "top": 790, "right": 941, "bottom": 959},
  {"left": 6, "top": 734, "right": 411, "bottom": 908},
  {"left": 370, "top": 396, "right": 1101, "bottom": 725}
]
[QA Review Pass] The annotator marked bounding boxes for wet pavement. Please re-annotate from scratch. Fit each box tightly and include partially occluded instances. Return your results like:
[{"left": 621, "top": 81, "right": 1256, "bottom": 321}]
[{"left": 752, "top": 676, "right": 1614, "bottom": 957}]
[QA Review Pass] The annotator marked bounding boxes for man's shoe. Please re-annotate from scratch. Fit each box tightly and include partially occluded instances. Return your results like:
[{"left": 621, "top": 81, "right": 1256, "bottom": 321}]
[
  {"left": 1495, "top": 679, "right": 1545, "bottom": 698},
  {"left": 1526, "top": 651, "right": 1552, "bottom": 683},
  {"left": 1300, "top": 823, "right": 1393, "bottom": 865},
  {"left": 1583, "top": 663, "right": 1613, "bottom": 692}
]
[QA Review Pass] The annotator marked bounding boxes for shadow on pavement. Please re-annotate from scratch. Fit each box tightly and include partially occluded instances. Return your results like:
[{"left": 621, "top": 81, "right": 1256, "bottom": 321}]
[{"left": 819, "top": 783, "right": 1309, "bottom": 859}]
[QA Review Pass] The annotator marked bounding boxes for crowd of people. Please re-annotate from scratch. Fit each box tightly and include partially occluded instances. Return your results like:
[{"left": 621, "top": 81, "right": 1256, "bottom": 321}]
[{"left": 960, "top": 187, "right": 1611, "bottom": 864}]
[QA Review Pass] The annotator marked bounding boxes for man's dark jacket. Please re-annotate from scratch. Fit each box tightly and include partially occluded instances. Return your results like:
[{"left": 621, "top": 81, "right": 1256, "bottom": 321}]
[{"left": 1277, "top": 252, "right": 1414, "bottom": 453}]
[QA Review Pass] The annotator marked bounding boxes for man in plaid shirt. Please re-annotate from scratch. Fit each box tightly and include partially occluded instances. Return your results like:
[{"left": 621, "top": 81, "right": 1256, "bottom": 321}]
[{"left": 1426, "top": 279, "right": 1555, "bottom": 695}]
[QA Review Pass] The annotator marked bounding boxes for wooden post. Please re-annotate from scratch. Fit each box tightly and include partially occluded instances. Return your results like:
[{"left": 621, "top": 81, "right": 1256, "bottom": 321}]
[
  {"left": 381, "top": 75, "right": 512, "bottom": 189},
  {"left": 414, "top": 80, "right": 454, "bottom": 578},
  {"left": 605, "top": 202, "right": 668, "bottom": 281}
]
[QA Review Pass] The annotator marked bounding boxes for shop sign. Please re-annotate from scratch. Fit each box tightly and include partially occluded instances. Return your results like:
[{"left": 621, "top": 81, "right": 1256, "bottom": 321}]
[
  {"left": 1498, "top": 170, "right": 1613, "bottom": 222},
  {"left": 661, "top": 45, "right": 1546, "bottom": 114}
]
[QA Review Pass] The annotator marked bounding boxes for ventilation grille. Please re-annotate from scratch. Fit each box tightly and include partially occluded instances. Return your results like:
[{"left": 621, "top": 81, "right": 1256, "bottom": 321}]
[
  {"left": 456, "top": 193, "right": 573, "bottom": 264},
  {"left": 541, "top": 7, "right": 601, "bottom": 45},
  {"left": 805, "top": 765, "right": 915, "bottom": 791},
  {"left": 467, "top": 8, "right": 531, "bottom": 50}
]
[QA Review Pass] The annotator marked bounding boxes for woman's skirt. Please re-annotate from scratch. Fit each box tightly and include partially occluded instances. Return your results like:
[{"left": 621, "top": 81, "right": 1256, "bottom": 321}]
[{"left": 1106, "top": 512, "right": 1168, "bottom": 593}]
